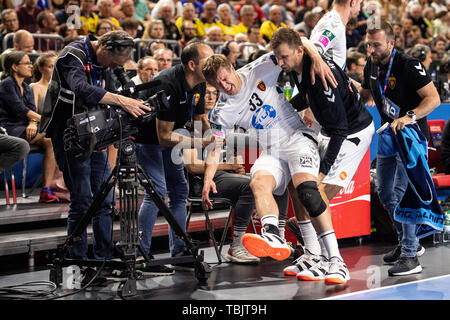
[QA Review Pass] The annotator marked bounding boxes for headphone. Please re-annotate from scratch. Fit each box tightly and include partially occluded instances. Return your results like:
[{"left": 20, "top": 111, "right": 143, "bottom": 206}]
[
  {"left": 221, "top": 40, "right": 233, "bottom": 56},
  {"left": 105, "top": 39, "right": 134, "bottom": 51},
  {"left": 411, "top": 44, "right": 428, "bottom": 62}
]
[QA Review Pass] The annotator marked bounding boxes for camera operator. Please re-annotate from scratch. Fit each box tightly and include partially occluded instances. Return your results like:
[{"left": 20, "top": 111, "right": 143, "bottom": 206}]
[
  {"left": 39, "top": 31, "right": 150, "bottom": 265},
  {"left": 134, "top": 41, "right": 215, "bottom": 273}
]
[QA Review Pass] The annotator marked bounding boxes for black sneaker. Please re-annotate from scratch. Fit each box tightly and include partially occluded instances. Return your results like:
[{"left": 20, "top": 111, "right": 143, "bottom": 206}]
[
  {"left": 388, "top": 256, "right": 423, "bottom": 276},
  {"left": 171, "top": 250, "right": 196, "bottom": 270},
  {"left": 383, "top": 244, "right": 425, "bottom": 264},
  {"left": 286, "top": 217, "right": 303, "bottom": 246}
]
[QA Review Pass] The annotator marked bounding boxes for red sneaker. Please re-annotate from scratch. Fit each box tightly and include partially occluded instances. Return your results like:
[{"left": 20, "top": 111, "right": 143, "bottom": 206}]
[{"left": 39, "top": 187, "right": 60, "bottom": 203}]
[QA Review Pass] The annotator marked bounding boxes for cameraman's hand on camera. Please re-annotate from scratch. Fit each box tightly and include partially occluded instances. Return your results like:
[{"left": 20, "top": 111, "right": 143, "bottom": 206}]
[
  {"left": 120, "top": 96, "right": 151, "bottom": 118},
  {"left": 203, "top": 134, "right": 225, "bottom": 149}
]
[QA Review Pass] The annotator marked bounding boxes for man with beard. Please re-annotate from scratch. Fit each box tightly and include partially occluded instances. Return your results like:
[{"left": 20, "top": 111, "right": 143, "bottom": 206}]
[{"left": 360, "top": 21, "right": 441, "bottom": 276}]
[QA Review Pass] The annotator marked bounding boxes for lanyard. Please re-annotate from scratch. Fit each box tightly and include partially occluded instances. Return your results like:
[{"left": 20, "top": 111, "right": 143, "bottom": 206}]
[
  {"left": 186, "top": 92, "right": 196, "bottom": 122},
  {"left": 83, "top": 36, "right": 103, "bottom": 88},
  {"left": 377, "top": 48, "right": 396, "bottom": 97}
]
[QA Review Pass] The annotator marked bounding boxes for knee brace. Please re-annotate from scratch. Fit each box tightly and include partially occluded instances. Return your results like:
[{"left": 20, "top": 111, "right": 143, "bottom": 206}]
[{"left": 296, "top": 181, "right": 327, "bottom": 218}]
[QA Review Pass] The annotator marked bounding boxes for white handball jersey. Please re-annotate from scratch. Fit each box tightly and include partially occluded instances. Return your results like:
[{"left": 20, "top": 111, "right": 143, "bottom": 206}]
[
  {"left": 209, "top": 52, "right": 310, "bottom": 149},
  {"left": 309, "top": 9, "right": 347, "bottom": 70}
]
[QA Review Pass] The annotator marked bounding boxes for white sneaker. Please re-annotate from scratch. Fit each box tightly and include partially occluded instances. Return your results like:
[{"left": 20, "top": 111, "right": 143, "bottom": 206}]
[
  {"left": 283, "top": 249, "right": 322, "bottom": 276},
  {"left": 324, "top": 256, "right": 350, "bottom": 285},
  {"left": 296, "top": 256, "right": 329, "bottom": 281},
  {"left": 241, "top": 229, "right": 291, "bottom": 261},
  {"left": 226, "top": 244, "right": 260, "bottom": 264}
]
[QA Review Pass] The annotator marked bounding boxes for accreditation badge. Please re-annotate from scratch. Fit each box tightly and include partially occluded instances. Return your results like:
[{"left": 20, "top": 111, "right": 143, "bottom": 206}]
[{"left": 382, "top": 96, "right": 400, "bottom": 120}]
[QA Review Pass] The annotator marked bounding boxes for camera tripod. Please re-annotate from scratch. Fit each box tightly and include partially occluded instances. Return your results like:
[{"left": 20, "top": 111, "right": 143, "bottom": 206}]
[{"left": 48, "top": 139, "right": 210, "bottom": 298}]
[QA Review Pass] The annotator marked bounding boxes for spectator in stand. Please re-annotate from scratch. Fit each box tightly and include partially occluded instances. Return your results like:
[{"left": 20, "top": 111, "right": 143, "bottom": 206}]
[
  {"left": 234, "top": 5, "right": 256, "bottom": 35},
  {"left": 147, "top": 40, "right": 166, "bottom": 56},
  {"left": 154, "top": 48, "right": 173, "bottom": 71},
  {"left": 181, "top": 0, "right": 203, "bottom": 16},
  {"left": 241, "top": 24, "right": 265, "bottom": 61},
  {"left": 294, "top": 11, "right": 319, "bottom": 38},
  {"left": 345, "top": 18, "right": 363, "bottom": 49},
  {"left": 431, "top": 36, "right": 447, "bottom": 59},
  {"left": 143, "top": 20, "right": 166, "bottom": 41},
  {"left": 409, "top": 25, "right": 426, "bottom": 47},
  {"left": 30, "top": 52, "right": 69, "bottom": 200},
  {"left": 410, "top": 44, "right": 433, "bottom": 73},
  {"left": 0, "top": 51, "right": 60, "bottom": 203},
  {"left": 132, "top": 56, "right": 159, "bottom": 85},
  {"left": 409, "top": 3, "right": 432, "bottom": 39},
  {"left": 156, "top": 3, "right": 181, "bottom": 41},
  {"left": 54, "top": 0, "right": 80, "bottom": 25},
  {"left": 133, "top": 0, "right": 151, "bottom": 22},
  {"left": 95, "top": 19, "right": 117, "bottom": 37},
  {"left": 0, "top": 10, "right": 19, "bottom": 50},
  {"left": 294, "top": 0, "right": 317, "bottom": 24},
  {"left": 119, "top": 0, "right": 144, "bottom": 38},
  {"left": 205, "top": 26, "right": 223, "bottom": 42},
  {"left": 176, "top": 2, "right": 205, "bottom": 39},
  {"left": 58, "top": 23, "right": 79, "bottom": 38},
  {"left": 236, "top": 0, "right": 266, "bottom": 26},
  {"left": 151, "top": 0, "right": 183, "bottom": 23},
  {"left": 345, "top": 50, "right": 366, "bottom": 83},
  {"left": 16, "top": 0, "right": 42, "bottom": 33},
  {"left": 35, "top": 11, "right": 60, "bottom": 52},
  {"left": 0, "top": 30, "right": 35, "bottom": 71},
  {"left": 260, "top": 5, "right": 286, "bottom": 43},
  {"left": 217, "top": 3, "right": 237, "bottom": 40},
  {"left": 97, "top": 0, "right": 120, "bottom": 29},
  {"left": 200, "top": 0, "right": 222, "bottom": 35},
  {"left": 261, "top": 0, "right": 291, "bottom": 27},
  {"left": 401, "top": 16, "right": 415, "bottom": 48},
  {"left": 178, "top": 20, "right": 197, "bottom": 49},
  {"left": 79, "top": 0, "right": 99, "bottom": 35}
]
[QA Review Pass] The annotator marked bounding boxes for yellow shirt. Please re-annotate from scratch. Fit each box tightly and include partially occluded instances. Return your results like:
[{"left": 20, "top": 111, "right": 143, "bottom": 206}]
[
  {"left": 219, "top": 22, "right": 238, "bottom": 37},
  {"left": 80, "top": 12, "right": 100, "bottom": 34},
  {"left": 260, "top": 20, "right": 286, "bottom": 42},
  {"left": 234, "top": 23, "right": 250, "bottom": 35},
  {"left": 176, "top": 17, "right": 205, "bottom": 38}
]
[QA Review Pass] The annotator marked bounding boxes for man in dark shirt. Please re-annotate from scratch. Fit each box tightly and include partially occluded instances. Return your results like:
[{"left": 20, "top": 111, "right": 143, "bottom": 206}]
[
  {"left": 134, "top": 41, "right": 216, "bottom": 274},
  {"left": 360, "top": 21, "right": 441, "bottom": 276},
  {"left": 54, "top": 0, "right": 80, "bottom": 25},
  {"left": 40, "top": 31, "right": 149, "bottom": 264},
  {"left": 270, "top": 27, "right": 374, "bottom": 285},
  {"left": 16, "top": 0, "right": 42, "bottom": 34}
]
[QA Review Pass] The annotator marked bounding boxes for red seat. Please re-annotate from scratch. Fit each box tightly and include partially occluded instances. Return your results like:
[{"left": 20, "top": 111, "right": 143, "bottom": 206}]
[{"left": 428, "top": 120, "right": 450, "bottom": 188}]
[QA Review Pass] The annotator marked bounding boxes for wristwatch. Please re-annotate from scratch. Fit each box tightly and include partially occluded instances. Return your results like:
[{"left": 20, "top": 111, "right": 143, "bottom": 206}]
[{"left": 406, "top": 110, "right": 416, "bottom": 122}]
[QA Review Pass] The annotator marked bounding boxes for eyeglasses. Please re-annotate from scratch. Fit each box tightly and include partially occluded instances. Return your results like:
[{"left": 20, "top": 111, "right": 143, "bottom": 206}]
[
  {"left": 206, "top": 90, "right": 218, "bottom": 96},
  {"left": 17, "top": 61, "right": 33, "bottom": 65}
]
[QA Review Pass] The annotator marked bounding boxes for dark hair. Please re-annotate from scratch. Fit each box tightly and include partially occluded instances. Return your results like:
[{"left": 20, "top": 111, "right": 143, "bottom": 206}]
[
  {"left": 32, "top": 52, "right": 57, "bottom": 82},
  {"left": 247, "top": 24, "right": 260, "bottom": 34},
  {"left": 367, "top": 21, "right": 395, "bottom": 40},
  {"left": 180, "top": 41, "right": 209, "bottom": 66},
  {"left": 270, "top": 27, "right": 303, "bottom": 51},
  {"left": 1, "top": 51, "right": 28, "bottom": 80}
]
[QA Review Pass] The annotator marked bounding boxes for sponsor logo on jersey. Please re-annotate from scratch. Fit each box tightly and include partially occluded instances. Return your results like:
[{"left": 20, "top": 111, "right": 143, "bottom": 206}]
[
  {"left": 299, "top": 154, "right": 313, "bottom": 168},
  {"left": 318, "top": 29, "right": 335, "bottom": 48},
  {"left": 194, "top": 93, "right": 200, "bottom": 105},
  {"left": 210, "top": 122, "right": 225, "bottom": 138},
  {"left": 388, "top": 76, "right": 396, "bottom": 90},
  {"left": 251, "top": 105, "right": 276, "bottom": 129},
  {"left": 339, "top": 171, "right": 348, "bottom": 181},
  {"left": 257, "top": 80, "right": 266, "bottom": 91}
]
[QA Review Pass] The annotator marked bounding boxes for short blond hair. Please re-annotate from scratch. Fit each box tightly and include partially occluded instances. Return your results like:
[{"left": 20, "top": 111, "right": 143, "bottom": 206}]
[{"left": 202, "top": 54, "right": 232, "bottom": 81}]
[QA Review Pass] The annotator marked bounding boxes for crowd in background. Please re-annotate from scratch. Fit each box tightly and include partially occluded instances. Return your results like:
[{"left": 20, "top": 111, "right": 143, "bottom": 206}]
[{"left": 0, "top": 0, "right": 448, "bottom": 203}]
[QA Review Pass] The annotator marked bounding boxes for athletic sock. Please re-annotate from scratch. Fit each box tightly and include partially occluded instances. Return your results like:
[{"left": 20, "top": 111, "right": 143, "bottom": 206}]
[
  {"left": 232, "top": 227, "right": 246, "bottom": 247},
  {"left": 318, "top": 236, "right": 329, "bottom": 259},
  {"left": 278, "top": 219, "right": 286, "bottom": 241},
  {"left": 319, "top": 230, "right": 342, "bottom": 260},
  {"left": 298, "top": 220, "right": 321, "bottom": 256}
]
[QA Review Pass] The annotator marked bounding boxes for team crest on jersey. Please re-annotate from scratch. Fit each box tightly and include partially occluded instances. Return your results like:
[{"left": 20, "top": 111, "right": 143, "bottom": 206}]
[
  {"left": 388, "top": 76, "right": 396, "bottom": 90},
  {"left": 298, "top": 154, "right": 313, "bottom": 168},
  {"left": 257, "top": 80, "right": 266, "bottom": 91},
  {"left": 194, "top": 93, "right": 200, "bottom": 105}
]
